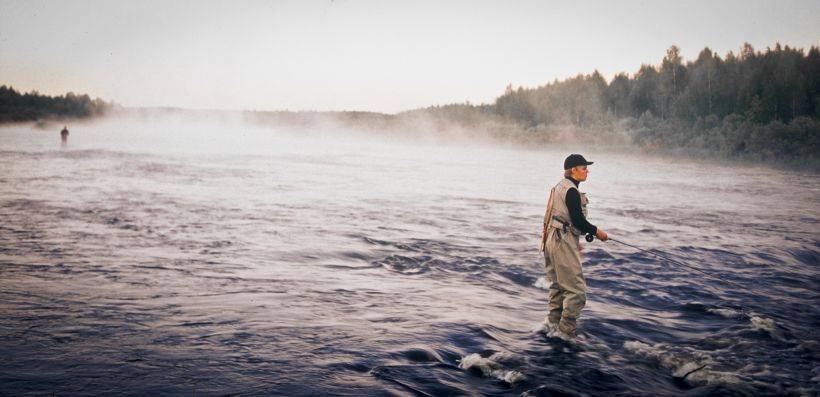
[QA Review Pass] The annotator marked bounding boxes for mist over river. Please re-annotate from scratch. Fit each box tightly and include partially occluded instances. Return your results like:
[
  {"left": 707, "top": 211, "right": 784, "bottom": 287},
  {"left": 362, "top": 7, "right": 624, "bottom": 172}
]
[{"left": 1, "top": 120, "right": 818, "bottom": 396}]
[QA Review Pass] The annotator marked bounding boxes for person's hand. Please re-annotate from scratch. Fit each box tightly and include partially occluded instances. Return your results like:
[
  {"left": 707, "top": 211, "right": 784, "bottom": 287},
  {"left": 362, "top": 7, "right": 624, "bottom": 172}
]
[{"left": 595, "top": 228, "right": 609, "bottom": 242}]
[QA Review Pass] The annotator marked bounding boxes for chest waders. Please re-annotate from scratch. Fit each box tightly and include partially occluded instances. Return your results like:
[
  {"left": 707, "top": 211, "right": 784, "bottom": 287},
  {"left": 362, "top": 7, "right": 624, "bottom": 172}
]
[{"left": 542, "top": 178, "right": 589, "bottom": 336}]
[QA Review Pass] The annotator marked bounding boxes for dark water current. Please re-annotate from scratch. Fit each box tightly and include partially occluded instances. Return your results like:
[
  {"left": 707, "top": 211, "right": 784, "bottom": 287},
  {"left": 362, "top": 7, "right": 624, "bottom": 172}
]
[{"left": 1, "top": 125, "right": 819, "bottom": 396}]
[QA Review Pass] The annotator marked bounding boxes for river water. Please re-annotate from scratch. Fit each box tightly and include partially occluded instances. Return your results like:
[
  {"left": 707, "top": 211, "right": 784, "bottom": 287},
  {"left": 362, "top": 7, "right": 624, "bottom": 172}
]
[{"left": 1, "top": 118, "right": 818, "bottom": 396}]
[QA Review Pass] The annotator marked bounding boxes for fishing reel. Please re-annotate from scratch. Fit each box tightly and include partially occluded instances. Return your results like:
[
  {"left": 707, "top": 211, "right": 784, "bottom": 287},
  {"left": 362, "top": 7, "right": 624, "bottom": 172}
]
[{"left": 585, "top": 234, "right": 595, "bottom": 242}]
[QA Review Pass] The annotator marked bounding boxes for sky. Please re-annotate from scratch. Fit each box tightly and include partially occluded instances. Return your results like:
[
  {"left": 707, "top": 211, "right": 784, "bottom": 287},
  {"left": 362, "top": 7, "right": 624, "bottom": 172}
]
[{"left": 1, "top": 0, "right": 818, "bottom": 114}]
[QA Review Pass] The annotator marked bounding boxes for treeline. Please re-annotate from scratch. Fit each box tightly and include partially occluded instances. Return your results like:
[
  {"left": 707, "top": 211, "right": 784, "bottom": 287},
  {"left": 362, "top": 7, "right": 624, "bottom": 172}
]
[
  {"left": 0, "top": 85, "right": 110, "bottom": 123},
  {"left": 409, "top": 43, "right": 820, "bottom": 164}
]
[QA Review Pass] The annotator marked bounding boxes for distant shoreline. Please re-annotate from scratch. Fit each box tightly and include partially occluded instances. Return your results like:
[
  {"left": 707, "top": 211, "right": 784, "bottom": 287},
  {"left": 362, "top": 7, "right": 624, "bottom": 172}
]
[{"left": 2, "top": 42, "right": 817, "bottom": 170}]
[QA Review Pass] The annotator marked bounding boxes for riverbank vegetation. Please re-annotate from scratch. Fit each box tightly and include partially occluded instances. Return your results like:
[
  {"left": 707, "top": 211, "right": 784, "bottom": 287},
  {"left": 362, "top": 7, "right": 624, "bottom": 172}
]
[
  {"left": 2, "top": 42, "right": 817, "bottom": 166},
  {"left": 401, "top": 42, "right": 819, "bottom": 166},
  {"left": 0, "top": 85, "right": 110, "bottom": 123}
]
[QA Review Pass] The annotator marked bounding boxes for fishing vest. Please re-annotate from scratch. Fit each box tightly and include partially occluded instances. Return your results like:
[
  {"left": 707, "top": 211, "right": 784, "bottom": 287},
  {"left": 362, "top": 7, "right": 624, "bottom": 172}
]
[{"left": 545, "top": 178, "right": 588, "bottom": 237}]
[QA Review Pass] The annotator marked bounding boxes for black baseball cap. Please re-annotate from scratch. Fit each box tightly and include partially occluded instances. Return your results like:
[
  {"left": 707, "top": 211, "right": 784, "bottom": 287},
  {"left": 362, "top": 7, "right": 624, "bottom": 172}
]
[{"left": 564, "top": 154, "right": 594, "bottom": 169}]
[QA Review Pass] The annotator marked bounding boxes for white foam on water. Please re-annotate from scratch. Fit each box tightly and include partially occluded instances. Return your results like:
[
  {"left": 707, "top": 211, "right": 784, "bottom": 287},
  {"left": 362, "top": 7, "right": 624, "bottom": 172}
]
[
  {"left": 708, "top": 307, "right": 742, "bottom": 318},
  {"left": 747, "top": 313, "right": 791, "bottom": 342},
  {"left": 749, "top": 314, "right": 778, "bottom": 336},
  {"left": 623, "top": 340, "right": 743, "bottom": 385},
  {"left": 529, "top": 323, "right": 615, "bottom": 372},
  {"left": 458, "top": 352, "right": 525, "bottom": 384},
  {"left": 639, "top": 289, "right": 672, "bottom": 300},
  {"left": 536, "top": 321, "right": 577, "bottom": 342},
  {"left": 533, "top": 276, "right": 550, "bottom": 290},
  {"left": 549, "top": 328, "right": 580, "bottom": 342},
  {"left": 624, "top": 341, "right": 700, "bottom": 378},
  {"left": 707, "top": 309, "right": 785, "bottom": 341},
  {"left": 530, "top": 320, "right": 551, "bottom": 333},
  {"left": 531, "top": 320, "right": 606, "bottom": 350}
]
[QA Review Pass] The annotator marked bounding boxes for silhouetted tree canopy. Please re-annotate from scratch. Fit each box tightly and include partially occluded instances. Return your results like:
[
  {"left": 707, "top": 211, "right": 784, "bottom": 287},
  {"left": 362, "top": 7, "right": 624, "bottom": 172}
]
[
  {"left": 3, "top": 42, "right": 818, "bottom": 166},
  {"left": 0, "top": 85, "right": 110, "bottom": 123},
  {"left": 408, "top": 42, "right": 820, "bottom": 165},
  {"left": 492, "top": 43, "right": 819, "bottom": 125}
]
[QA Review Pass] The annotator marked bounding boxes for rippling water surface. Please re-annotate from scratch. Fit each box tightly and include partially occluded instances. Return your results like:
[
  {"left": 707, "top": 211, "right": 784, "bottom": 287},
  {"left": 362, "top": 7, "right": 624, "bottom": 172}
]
[{"left": 1, "top": 121, "right": 818, "bottom": 396}]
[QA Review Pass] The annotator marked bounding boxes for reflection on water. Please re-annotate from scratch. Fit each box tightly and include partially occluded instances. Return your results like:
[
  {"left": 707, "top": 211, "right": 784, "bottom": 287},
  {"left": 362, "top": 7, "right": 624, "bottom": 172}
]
[{"left": 1, "top": 121, "right": 818, "bottom": 396}]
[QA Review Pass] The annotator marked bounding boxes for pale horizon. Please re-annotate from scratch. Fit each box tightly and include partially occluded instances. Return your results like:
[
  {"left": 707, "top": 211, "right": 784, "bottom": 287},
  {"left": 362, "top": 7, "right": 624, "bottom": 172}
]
[{"left": 1, "top": 0, "right": 819, "bottom": 114}]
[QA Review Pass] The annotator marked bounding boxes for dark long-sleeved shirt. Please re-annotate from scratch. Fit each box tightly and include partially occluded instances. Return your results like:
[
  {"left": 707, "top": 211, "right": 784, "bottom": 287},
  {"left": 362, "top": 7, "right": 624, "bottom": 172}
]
[{"left": 565, "top": 177, "right": 597, "bottom": 235}]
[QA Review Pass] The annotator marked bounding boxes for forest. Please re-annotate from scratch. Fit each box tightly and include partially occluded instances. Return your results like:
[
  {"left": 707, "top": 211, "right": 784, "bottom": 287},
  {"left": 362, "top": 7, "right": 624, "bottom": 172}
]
[
  {"left": 0, "top": 85, "right": 110, "bottom": 123},
  {"left": 404, "top": 43, "right": 819, "bottom": 164},
  {"left": 2, "top": 42, "right": 817, "bottom": 165}
]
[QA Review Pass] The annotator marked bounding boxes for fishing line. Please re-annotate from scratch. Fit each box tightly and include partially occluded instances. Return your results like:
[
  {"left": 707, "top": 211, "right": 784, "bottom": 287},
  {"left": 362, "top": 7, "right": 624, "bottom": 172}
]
[
  {"left": 595, "top": 236, "right": 757, "bottom": 320},
  {"left": 603, "top": 237, "right": 751, "bottom": 293},
  {"left": 578, "top": 236, "right": 792, "bottom": 378}
]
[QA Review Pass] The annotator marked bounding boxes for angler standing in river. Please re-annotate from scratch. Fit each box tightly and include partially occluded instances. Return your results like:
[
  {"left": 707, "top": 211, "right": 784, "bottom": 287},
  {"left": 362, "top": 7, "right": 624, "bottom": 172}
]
[
  {"left": 60, "top": 125, "right": 69, "bottom": 146},
  {"left": 539, "top": 154, "right": 609, "bottom": 336}
]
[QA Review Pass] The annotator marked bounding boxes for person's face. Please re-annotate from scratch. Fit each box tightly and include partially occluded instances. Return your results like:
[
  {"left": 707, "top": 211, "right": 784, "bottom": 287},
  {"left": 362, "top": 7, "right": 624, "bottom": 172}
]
[{"left": 571, "top": 165, "right": 589, "bottom": 182}]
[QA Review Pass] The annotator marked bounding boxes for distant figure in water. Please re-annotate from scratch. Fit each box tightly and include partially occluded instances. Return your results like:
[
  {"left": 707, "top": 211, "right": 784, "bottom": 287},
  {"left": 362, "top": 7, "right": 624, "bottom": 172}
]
[
  {"left": 60, "top": 125, "right": 69, "bottom": 146},
  {"left": 539, "top": 154, "right": 609, "bottom": 336}
]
